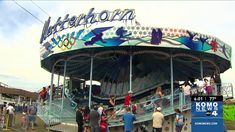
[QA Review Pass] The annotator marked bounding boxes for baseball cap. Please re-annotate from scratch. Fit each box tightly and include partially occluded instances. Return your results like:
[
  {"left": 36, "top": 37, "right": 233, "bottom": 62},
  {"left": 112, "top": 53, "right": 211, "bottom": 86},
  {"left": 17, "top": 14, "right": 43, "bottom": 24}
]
[
  {"left": 156, "top": 107, "right": 162, "bottom": 111},
  {"left": 128, "top": 90, "right": 133, "bottom": 94}
]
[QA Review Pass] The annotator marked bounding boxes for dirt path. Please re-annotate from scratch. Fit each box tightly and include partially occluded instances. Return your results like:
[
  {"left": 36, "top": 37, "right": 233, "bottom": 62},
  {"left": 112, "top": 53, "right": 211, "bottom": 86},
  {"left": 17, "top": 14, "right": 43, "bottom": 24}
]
[{"left": 225, "top": 120, "right": 235, "bottom": 130}]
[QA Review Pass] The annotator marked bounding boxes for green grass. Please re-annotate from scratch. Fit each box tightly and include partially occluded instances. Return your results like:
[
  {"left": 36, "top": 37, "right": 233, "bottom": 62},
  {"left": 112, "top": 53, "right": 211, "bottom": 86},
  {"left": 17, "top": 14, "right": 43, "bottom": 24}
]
[{"left": 224, "top": 105, "right": 235, "bottom": 121}]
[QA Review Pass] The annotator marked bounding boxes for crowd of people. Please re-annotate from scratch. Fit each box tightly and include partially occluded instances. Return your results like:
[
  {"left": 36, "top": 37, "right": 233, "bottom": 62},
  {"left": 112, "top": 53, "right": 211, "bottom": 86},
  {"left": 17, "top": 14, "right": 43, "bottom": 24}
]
[
  {"left": 180, "top": 76, "right": 221, "bottom": 108},
  {"left": 76, "top": 105, "right": 138, "bottom": 132},
  {"left": 75, "top": 90, "right": 137, "bottom": 132},
  {"left": 75, "top": 102, "right": 187, "bottom": 132},
  {"left": 152, "top": 107, "right": 185, "bottom": 132},
  {"left": 77, "top": 75, "right": 221, "bottom": 132},
  {"left": 0, "top": 102, "right": 37, "bottom": 130}
]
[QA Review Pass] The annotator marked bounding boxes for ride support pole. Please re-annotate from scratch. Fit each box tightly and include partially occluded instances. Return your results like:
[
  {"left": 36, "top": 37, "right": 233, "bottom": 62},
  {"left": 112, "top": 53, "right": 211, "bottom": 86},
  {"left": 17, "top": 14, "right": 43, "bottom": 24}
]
[
  {"left": 200, "top": 59, "right": 204, "bottom": 79},
  {"left": 89, "top": 56, "right": 94, "bottom": 108},
  {"left": 61, "top": 60, "right": 67, "bottom": 120},
  {"left": 129, "top": 54, "right": 133, "bottom": 92},
  {"left": 48, "top": 66, "right": 55, "bottom": 126},
  {"left": 170, "top": 55, "right": 174, "bottom": 109}
]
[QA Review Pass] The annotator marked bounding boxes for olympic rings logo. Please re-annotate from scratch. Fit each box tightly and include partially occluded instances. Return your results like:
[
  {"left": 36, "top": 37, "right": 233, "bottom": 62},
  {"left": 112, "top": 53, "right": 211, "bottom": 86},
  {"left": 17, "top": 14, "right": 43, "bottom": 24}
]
[{"left": 57, "top": 37, "right": 76, "bottom": 50}]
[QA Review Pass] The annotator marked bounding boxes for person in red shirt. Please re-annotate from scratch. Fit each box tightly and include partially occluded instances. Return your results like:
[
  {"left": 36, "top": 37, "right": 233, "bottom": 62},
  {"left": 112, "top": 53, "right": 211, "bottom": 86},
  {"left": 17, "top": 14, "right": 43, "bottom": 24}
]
[
  {"left": 39, "top": 87, "right": 47, "bottom": 104},
  {"left": 100, "top": 111, "right": 108, "bottom": 132},
  {"left": 124, "top": 91, "right": 133, "bottom": 106},
  {"left": 132, "top": 102, "right": 137, "bottom": 114}
]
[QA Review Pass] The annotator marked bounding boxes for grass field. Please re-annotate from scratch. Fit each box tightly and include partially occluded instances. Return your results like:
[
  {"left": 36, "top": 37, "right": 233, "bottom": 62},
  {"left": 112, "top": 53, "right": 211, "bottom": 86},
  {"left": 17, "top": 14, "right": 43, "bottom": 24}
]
[
  {"left": 224, "top": 105, "right": 235, "bottom": 121},
  {"left": 224, "top": 104, "right": 235, "bottom": 130}
]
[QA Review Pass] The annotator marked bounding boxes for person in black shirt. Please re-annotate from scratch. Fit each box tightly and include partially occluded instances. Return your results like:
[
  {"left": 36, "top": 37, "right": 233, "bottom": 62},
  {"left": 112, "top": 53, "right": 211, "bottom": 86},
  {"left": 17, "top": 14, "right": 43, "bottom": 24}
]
[{"left": 76, "top": 106, "right": 84, "bottom": 132}]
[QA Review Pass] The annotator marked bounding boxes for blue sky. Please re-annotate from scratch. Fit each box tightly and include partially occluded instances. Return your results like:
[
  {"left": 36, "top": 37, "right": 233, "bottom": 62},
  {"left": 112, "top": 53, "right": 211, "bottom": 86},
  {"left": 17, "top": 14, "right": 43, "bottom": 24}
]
[
  {"left": 0, "top": 1, "right": 234, "bottom": 92},
  {"left": 0, "top": 1, "right": 41, "bottom": 39}
]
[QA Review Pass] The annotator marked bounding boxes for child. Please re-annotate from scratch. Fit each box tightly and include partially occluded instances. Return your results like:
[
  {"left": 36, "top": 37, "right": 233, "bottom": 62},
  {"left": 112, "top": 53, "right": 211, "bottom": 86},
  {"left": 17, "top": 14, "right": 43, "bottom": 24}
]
[{"left": 21, "top": 112, "right": 27, "bottom": 129}]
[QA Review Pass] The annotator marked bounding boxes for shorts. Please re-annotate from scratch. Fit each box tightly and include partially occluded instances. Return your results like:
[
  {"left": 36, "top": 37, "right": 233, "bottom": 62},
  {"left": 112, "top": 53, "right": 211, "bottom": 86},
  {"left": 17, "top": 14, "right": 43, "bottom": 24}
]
[{"left": 28, "top": 115, "right": 36, "bottom": 122}]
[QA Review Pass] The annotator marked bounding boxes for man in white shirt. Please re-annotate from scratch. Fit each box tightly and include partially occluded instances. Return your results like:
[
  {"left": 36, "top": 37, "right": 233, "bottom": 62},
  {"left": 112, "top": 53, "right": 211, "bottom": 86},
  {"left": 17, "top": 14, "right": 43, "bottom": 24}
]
[
  {"left": 194, "top": 79, "right": 204, "bottom": 95},
  {"left": 152, "top": 107, "right": 164, "bottom": 132},
  {"left": 6, "top": 103, "right": 15, "bottom": 127}
]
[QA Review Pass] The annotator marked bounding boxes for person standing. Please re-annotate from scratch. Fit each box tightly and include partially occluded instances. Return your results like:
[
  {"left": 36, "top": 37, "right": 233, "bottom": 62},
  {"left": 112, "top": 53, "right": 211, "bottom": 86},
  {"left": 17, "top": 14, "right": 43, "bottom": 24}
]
[
  {"left": 6, "top": 103, "right": 15, "bottom": 127},
  {"left": 39, "top": 87, "right": 47, "bottom": 104},
  {"left": 122, "top": 106, "right": 136, "bottom": 132},
  {"left": 174, "top": 109, "right": 185, "bottom": 132},
  {"left": 0, "top": 105, "right": 5, "bottom": 128},
  {"left": 90, "top": 105, "right": 100, "bottom": 132},
  {"left": 204, "top": 78, "right": 212, "bottom": 95},
  {"left": 28, "top": 103, "right": 37, "bottom": 130},
  {"left": 46, "top": 86, "right": 50, "bottom": 101},
  {"left": 124, "top": 91, "right": 133, "bottom": 107},
  {"left": 194, "top": 79, "right": 204, "bottom": 95},
  {"left": 98, "top": 103, "right": 104, "bottom": 116},
  {"left": 182, "top": 81, "right": 191, "bottom": 108},
  {"left": 131, "top": 101, "right": 137, "bottom": 115},
  {"left": 155, "top": 87, "right": 164, "bottom": 108},
  {"left": 152, "top": 107, "right": 164, "bottom": 132},
  {"left": 20, "top": 111, "right": 27, "bottom": 129},
  {"left": 212, "top": 73, "right": 221, "bottom": 95},
  {"left": 100, "top": 111, "right": 108, "bottom": 132},
  {"left": 83, "top": 106, "right": 90, "bottom": 132},
  {"left": 76, "top": 106, "right": 84, "bottom": 132},
  {"left": 108, "top": 95, "right": 115, "bottom": 118},
  {"left": 12, "top": 103, "right": 16, "bottom": 126}
]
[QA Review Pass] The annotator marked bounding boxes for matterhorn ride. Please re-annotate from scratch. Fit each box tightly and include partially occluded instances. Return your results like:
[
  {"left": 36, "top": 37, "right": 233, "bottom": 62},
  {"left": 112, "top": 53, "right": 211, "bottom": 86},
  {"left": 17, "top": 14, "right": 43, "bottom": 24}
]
[{"left": 37, "top": 8, "right": 232, "bottom": 132}]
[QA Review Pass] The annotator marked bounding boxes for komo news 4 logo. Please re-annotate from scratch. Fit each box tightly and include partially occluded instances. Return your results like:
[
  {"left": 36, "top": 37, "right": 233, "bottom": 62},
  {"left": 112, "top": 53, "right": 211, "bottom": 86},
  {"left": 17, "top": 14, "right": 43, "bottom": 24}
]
[
  {"left": 192, "top": 96, "right": 223, "bottom": 118},
  {"left": 195, "top": 101, "right": 218, "bottom": 117}
]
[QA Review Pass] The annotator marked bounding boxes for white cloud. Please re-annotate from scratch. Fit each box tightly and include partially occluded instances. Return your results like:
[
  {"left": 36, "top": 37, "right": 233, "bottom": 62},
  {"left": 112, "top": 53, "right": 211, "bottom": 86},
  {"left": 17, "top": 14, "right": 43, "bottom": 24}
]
[{"left": 0, "top": 25, "right": 51, "bottom": 91}]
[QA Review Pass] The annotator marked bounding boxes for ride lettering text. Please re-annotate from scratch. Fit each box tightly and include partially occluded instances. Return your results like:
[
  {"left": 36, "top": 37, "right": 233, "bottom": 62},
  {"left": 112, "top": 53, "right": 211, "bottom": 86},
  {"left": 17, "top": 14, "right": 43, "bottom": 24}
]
[{"left": 40, "top": 8, "right": 136, "bottom": 44}]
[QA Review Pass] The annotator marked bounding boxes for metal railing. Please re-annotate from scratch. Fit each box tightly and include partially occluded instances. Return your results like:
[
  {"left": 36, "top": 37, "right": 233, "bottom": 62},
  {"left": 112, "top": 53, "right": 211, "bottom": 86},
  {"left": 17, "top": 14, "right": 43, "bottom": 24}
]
[
  {"left": 221, "top": 83, "right": 234, "bottom": 99},
  {"left": 37, "top": 92, "right": 191, "bottom": 127},
  {"left": 37, "top": 99, "right": 76, "bottom": 126},
  {"left": 107, "top": 93, "right": 191, "bottom": 127}
]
